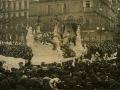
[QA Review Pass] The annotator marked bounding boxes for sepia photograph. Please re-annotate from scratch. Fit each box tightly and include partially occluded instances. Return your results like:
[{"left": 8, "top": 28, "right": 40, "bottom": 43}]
[{"left": 0, "top": 0, "right": 120, "bottom": 89}]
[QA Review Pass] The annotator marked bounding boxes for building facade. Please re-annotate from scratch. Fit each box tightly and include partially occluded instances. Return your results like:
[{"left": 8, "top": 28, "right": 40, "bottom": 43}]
[
  {"left": 29, "top": 0, "right": 120, "bottom": 41},
  {"left": 0, "top": 0, "right": 29, "bottom": 44}
]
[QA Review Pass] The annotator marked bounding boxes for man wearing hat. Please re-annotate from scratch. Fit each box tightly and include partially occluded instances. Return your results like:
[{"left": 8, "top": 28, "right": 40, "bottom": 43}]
[{"left": 18, "top": 62, "right": 24, "bottom": 69}]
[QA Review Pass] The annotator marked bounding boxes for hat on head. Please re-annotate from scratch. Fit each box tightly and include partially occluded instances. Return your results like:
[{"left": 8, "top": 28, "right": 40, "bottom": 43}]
[
  {"left": 21, "top": 75, "right": 28, "bottom": 79},
  {"left": 0, "top": 75, "right": 4, "bottom": 81}
]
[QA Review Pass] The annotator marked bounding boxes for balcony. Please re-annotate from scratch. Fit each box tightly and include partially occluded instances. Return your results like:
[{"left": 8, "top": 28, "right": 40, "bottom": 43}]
[
  {"left": 100, "top": 0, "right": 111, "bottom": 6},
  {"left": 92, "top": 8, "right": 103, "bottom": 16},
  {"left": 12, "top": 16, "right": 27, "bottom": 22},
  {"left": 30, "top": 0, "right": 56, "bottom": 3},
  {"left": 84, "top": 7, "right": 93, "bottom": 11}
]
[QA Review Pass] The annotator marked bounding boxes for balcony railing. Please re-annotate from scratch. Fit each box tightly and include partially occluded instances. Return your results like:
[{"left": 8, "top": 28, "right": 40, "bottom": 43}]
[
  {"left": 84, "top": 7, "right": 93, "bottom": 11},
  {"left": 30, "top": 0, "right": 51, "bottom": 3}
]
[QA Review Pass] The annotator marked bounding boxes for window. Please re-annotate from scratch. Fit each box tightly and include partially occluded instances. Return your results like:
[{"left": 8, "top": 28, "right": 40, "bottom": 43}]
[
  {"left": 86, "top": 1, "right": 90, "bottom": 8},
  {"left": 74, "top": 2, "right": 77, "bottom": 6},
  {"left": 108, "top": 22, "right": 110, "bottom": 27},
  {"left": 13, "top": 2, "right": 16, "bottom": 10},
  {"left": 64, "top": 3, "right": 66, "bottom": 9},
  {"left": 19, "top": 12, "right": 21, "bottom": 17},
  {"left": 24, "top": 1, "right": 27, "bottom": 9},
  {"left": 8, "top": 2, "right": 11, "bottom": 8},
  {"left": 63, "top": 3, "right": 67, "bottom": 13},
  {"left": 3, "top": 13, "right": 5, "bottom": 18},
  {"left": 11, "top": 13, "right": 13, "bottom": 17},
  {"left": 19, "top": 2, "right": 21, "bottom": 9},
  {"left": 40, "top": 6, "right": 44, "bottom": 15},
  {"left": 56, "top": 4, "right": 60, "bottom": 14},
  {"left": 13, "top": 13, "right": 16, "bottom": 17},
  {"left": 5, "top": 2, "right": 8, "bottom": 9},
  {"left": 8, "top": 13, "right": 10, "bottom": 18},
  {"left": 0, "top": 3, "right": 3, "bottom": 9},
  {"left": 48, "top": 5, "right": 51, "bottom": 15},
  {"left": 57, "top": 4, "right": 59, "bottom": 6},
  {"left": 114, "top": 24, "right": 116, "bottom": 28},
  {"left": 24, "top": 12, "right": 27, "bottom": 17},
  {"left": 3, "top": 3, "right": 5, "bottom": 9},
  {"left": 86, "top": 18, "right": 90, "bottom": 27}
]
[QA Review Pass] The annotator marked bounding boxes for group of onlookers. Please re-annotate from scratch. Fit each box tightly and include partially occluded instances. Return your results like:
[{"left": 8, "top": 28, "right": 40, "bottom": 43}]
[
  {"left": 82, "top": 40, "right": 120, "bottom": 60},
  {"left": 0, "top": 40, "right": 120, "bottom": 89},
  {"left": 0, "top": 44, "right": 33, "bottom": 61},
  {"left": 0, "top": 55, "right": 120, "bottom": 90}
]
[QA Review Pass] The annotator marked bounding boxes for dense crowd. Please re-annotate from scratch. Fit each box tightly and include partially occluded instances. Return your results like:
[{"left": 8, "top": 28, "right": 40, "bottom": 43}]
[
  {"left": 0, "top": 56, "right": 120, "bottom": 90},
  {"left": 0, "top": 44, "right": 33, "bottom": 61},
  {"left": 82, "top": 40, "right": 120, "bottom": 59},
  {"left": 0, "top": 40, "right": 120, "bottom": 90}
]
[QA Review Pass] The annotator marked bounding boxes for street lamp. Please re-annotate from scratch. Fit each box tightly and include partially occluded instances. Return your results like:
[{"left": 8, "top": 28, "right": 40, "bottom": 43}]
[
  {"left": 96, "top": 3, "right": 105, "bottom": 45},
  {"left": 96, "top": 26, "right": 105, "bottom": 45}
]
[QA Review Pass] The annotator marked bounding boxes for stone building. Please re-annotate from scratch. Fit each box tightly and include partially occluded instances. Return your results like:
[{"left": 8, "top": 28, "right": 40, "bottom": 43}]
[
  {"left": 29, "top": 0, "right": 120, "bottom": 41},
  {"left": 0, "top": 0, "right": 29, "bottom": 44}
]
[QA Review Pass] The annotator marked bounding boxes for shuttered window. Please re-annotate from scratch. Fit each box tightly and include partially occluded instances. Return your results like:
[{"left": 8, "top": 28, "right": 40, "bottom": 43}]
[
  {"left": 24, "top": 1, "right": 27, "bottom": 9},
  {"left": 86, "top": 1, "right": 90, "bottom": 7},
  {"left": 19, "top": 2, "right": 21, "bottom": 9},
  {"left": 83, "top": 0, "right": 93, "bottom": 7},
  {"left": 86, "top": 18, "right": 90, "bottom": 27}
]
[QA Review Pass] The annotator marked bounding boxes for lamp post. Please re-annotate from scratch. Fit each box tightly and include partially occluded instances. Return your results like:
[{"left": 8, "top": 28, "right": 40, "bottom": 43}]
[
  {"left": 96, "top": 26, "right": 105, "bottom": 45},
  {"left": 96, "top": 3, "right": 105, "bottom": 45}
]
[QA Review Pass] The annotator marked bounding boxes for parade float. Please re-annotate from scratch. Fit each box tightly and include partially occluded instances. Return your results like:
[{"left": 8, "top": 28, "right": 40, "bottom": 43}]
[
  {"left": 0, "top": 14, "right": 86, "bottom": 69},
  {"left": 28, "top": 15, "right": 85, "bottom": 65}
]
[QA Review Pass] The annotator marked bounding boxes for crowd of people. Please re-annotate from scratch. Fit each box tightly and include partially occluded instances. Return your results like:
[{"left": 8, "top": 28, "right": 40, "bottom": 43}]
[
  {"left": 0, "top": 44, "right": 33, "bottom": 61},
  {"left": 82, "top": 40, "right": 120, "bottom": 59},
  {"left": 0, "top": 40, "right": 120, "bottom": 89},
  {"left": 0, "top": 54, "right": 120, "bottom": 90}
]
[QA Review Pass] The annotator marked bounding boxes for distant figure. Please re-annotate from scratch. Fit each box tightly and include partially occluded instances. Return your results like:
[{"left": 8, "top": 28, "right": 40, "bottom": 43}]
[
  {"left": 91, "top": 54, "right": 96, "bottom": 62},
  {"left": 103, "top": 53, "right": 109, "bottom": 61},
  {"left": 26, "top": 26, "right": 34, "bottom": 47},
  {"left": 25, "top": 60, "right": 31, "bottom": 67},
  {"left": 83, "top": 44, "right": 88, "bottom": 58},
  {"left": 113, "top": 49, "right": 117, "bottom": 57},
  {"left": 34, "top": 25, "right": 42, "bottom": 41},
  {"left": 95, "top": 51, "right": 101, "bottom": 62},
  {"left": 117, "top": 44, "right": 120, "bottom": 58},
  {"left": 18, "top": 62, "right": 24, "bottom": 69}
]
